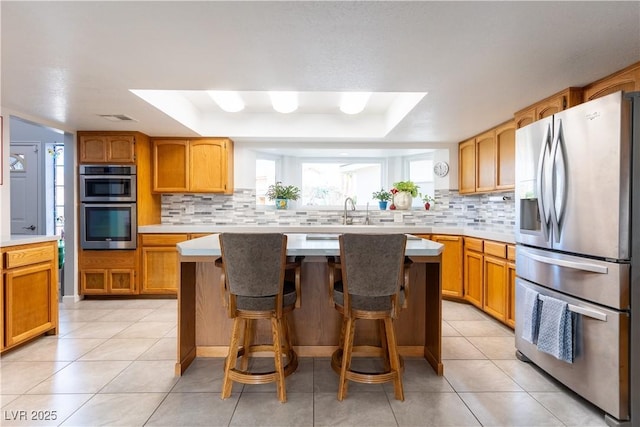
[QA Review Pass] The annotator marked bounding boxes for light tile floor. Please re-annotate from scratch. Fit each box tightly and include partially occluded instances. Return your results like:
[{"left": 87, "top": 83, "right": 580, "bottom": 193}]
[{"left": 0, "top": 298, "right": 608, "bottom": 426}]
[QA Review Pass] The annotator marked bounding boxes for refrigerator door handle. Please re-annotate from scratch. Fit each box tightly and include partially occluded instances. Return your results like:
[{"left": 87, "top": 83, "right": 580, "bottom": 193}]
[
  {"left": 522, "top": 249, "right": 609, "bottom": 274},
  {"left": 567, "top": 304, "right": 608, "bottom": 322},
  {"left": 536, "top": 123, "right": 552, "bottom": 242},
  {"left": 550, "top": 119, "right": 567, "bottom": 243}
]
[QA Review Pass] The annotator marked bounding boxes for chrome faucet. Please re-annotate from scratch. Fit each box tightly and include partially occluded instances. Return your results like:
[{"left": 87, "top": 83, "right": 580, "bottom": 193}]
[
  {"left": 365, "top": 202, "right": 370, "bottom": 225},
  {"left": 343, "top": 197, "right": 356, "bottom": 225}
]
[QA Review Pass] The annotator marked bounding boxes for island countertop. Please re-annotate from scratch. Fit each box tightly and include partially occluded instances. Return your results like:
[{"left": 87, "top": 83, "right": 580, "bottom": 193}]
[
  {"left": 177, "top": 232, "right": 444, "bottom": 257},
  {"left": 141, "top": 224, "right": 515, "bottom": 244}
]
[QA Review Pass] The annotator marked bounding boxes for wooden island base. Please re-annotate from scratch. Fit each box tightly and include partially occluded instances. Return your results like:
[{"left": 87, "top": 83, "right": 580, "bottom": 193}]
[{"left": 176, "top": 254, "right": 443, "bottom": 376}]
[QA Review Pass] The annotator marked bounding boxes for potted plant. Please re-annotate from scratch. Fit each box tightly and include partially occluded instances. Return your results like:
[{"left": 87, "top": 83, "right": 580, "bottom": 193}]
[
  {"left": 391, "top": 181, "right": 420, "bottom": 210},
  {"left": 371, "top": 188, "right": 392, "bottom": 210},
  {"left": 420, "top": 193, "right": 435, "bottom": 210},
  {"left": 266, "top": 181, "right": 301, "bottom": 209}
]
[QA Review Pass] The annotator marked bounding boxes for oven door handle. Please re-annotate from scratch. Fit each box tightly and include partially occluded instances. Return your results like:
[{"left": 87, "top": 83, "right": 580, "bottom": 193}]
[
  {"left": 567, "top": 304, "right": 608, "bottom": 322},
  {"left": 522, "top": 250, "right": 608, "bottom": 274}
]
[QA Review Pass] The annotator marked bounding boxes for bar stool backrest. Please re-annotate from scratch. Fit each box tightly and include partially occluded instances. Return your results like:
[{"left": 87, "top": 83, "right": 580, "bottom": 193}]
[
  {"left": 219, "top": 233, "right": 287, "bottom": 298},
  {"left": 339, "top": 234, "right": 407, "bottom": 297}
]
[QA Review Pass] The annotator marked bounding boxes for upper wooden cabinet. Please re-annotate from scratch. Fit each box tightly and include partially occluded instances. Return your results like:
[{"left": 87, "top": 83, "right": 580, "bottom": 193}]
[
  {"left": 458, "top": 138, "right": 476, "bottom": 194},
  {"left": 79, "top": 134, "right": 136, "bottom": 164},
  {"left": 514, "top": 87, "right": 583, "bottom": 129},
  {"left": 152, "top": 137, "right": 234, "bottom": 194},
  {"left": 583, "top": 61, "right": 640, "bottom": 102},
  {"left": 495, "top": 121, "right": 515, "bottom": 190},
  {"left": 475, "top": 130, "right": 496, "bottom": 192},
  {"left": 458, "top": 120, "right": 515, "bottom": 194}
]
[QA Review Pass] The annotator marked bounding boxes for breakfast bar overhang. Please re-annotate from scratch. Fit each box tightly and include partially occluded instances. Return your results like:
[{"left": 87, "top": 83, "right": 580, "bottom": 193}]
[{"left": 175, "top": 233, "right": 444, "bottom": 376}]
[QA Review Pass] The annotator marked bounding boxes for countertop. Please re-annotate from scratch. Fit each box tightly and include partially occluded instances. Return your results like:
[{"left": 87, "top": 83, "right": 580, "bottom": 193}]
[
  {"left": 0, "top": 234, "right": 61, "bottom": 248},
  {"left": 140, "top": 224, "right": 515, "bottom": 244},
  {"left": 177, "top": 233, "right": 444, "bottom": 257}
]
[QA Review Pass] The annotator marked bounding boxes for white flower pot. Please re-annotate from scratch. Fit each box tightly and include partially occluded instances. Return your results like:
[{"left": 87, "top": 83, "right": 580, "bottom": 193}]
[{"left": 394, "top": 191, "right": 413, "bottom": 210}]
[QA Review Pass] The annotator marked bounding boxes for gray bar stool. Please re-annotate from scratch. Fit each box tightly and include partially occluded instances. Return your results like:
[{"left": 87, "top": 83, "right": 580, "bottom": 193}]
[
  {"left": 218, "top": 233, "right": 300, "bottom": 402},
  {"left": 330, "top": 233, "right": 408, "bottom": 401}
]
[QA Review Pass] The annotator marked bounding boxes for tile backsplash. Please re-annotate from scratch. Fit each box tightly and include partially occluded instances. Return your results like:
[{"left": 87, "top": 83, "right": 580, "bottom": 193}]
[{"left": 161, "top": 189, "right": 515, "bottom": 232}]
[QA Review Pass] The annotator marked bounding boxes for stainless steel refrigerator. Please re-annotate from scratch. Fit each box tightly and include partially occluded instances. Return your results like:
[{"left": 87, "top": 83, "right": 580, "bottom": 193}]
[{"left": 514, "top": 91, "right": 639, "bottom": 427}]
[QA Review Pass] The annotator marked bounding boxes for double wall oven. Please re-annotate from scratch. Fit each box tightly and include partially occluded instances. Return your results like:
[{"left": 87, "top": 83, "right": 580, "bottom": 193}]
[{"left": 80, "top": 165, "right": 137, "bottom": 250}]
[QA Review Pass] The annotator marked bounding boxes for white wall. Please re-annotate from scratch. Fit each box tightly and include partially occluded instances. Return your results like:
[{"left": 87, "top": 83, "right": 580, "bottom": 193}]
[{"left": 0, "top": 114, "right": 9, "bottom": 236}]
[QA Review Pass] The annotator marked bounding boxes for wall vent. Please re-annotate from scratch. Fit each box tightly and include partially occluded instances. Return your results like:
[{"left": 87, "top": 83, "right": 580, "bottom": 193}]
[{"left": 98, "top": 114, "right": 138, "bottom": 122}]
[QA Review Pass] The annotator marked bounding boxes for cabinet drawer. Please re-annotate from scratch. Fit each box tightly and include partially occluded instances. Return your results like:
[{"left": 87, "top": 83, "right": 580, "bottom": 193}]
[
  {"left": 5, "top": 244, "right": 55, "bottom": 269},
  {"left": 140, "top": 234, "right": 189, "bottom": 246},
  {"left": 484, "top": 241, "right": 507, "bottom": 258},
  {"left": 507, "top": 245, "right": 516, "bottom": 261},
  {"left": 465, "top": 237, "right": 483, "bottom": 252}
]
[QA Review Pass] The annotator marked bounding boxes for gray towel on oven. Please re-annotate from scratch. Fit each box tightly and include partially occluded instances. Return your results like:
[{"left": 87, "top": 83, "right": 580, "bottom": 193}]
[
  {"left": 521, "top": 287, "right": 540, "bottom": 344},
  {"left": 536, "top": 295, "right": 574, "bottom": 363}
]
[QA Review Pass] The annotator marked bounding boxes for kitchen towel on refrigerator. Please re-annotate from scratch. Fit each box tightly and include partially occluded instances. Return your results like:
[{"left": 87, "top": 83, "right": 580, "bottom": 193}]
[
  {"left": 522, "top": 287, "right": 540, "bottom": 344},
  {"left": 537, "top": 295, "right": 574, "bottom": 363}
]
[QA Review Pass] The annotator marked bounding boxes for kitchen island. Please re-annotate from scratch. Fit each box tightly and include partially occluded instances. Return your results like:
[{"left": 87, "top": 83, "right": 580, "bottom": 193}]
[{"left": 175, "top": 232, "right": 445, "bottom": 376}]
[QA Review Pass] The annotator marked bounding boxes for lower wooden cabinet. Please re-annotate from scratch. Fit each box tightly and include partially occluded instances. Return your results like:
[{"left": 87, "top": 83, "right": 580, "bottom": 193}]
[
  {"left": 463, "top": 238, "right": 484, "bottom": 309},
  {"left": 139, "top": 234, "right": 189, "bottom": 294},
  {"left": 506, "top": 246, "right": 516, "bottom": 328},
  {"left": 462, "top": 237, "right": 516, "bottom": 328},
  {"left": 431, "top": 235, "right": 463, "bottom": 298},
  {"left": 2, "top": 240, "right": 59, "bottom": 351},
  {"left": 79, "top": 250, "right": 137, "bottom": 295}
]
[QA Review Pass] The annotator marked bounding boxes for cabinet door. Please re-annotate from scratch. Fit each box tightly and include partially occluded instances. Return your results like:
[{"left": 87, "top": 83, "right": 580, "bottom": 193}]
[
  {"left": 153, "top": 140, "right": 189, "bottom": 192},
  {"left": 536, "top": 96, "right": 565, "bottom": 120},
  {"left": 483, "top": 255, "right": 507, "bottom": 322},
  {"left": 106, "top": 136, "right": 135, "bottom": 163},
  {"left": 495, "top": 121, "right": 515, "bottom": 190},
  {"left": 4, "top": 263, "right": 56, "bottom": 346},
  {"left": 475, "top": 130, "right": 496, "bottom": 192},
  {"left": 141, "top": 247, "right": 180, "bottom": 294},
  {"left": 79, "top": 136, "right": 108, "bottom": 163},
  {"left": 189, "top": 139, "right": 228, "bottom": 192},
  {"left": 81, "top": 270, "right": 109, "bottom": 294},
  {"left": 506, "top": 261, "right": 516, "bottom": 328},
  {"left": 432, "top": 235, "right": 463, "bottom": 298},
  {"left": 458, "top": 138, "right": 476, "bottom": 194},
  {"left": 514, "top": 106, "right": 536, "bottom": 129},
  {"left": 583, "top": 63, "right": 640, "bottom": 101},
  {"left": 109, "top": 270, "right": 136, "bottom": 294},
  {"left": 463, "top": 248, "right": 483, "bottom": 309}
]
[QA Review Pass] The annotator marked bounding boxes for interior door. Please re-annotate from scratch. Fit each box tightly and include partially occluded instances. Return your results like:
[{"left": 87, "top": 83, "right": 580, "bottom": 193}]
[{"left": 10, "top": 143, "right": 40, "bottom": 235}]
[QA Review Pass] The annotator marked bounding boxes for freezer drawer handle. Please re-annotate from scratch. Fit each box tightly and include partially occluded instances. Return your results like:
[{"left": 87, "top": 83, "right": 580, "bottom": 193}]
[
  {"left": 567, "top": 304, "right": 608, "bottom": 322},
  {"left": 523, "top": 250, "right": 608, "bottom": 274}
]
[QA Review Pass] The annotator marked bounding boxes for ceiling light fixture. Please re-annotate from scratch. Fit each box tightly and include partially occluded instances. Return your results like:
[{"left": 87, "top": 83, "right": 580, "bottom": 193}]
[
  {"left": 340, "top": 92, "right": 372, "bottom": 115},
  {"left": 269, "top": 91, "right": 298, "bottom": 114},
  {"left": 207, "top": 90, "right": 245, "bottom": 112}
]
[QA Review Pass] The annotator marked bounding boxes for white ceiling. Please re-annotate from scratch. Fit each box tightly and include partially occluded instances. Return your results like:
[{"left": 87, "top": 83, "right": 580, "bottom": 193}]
[{"left": 2, "top": 1, "right": 639, "bottom": 153}]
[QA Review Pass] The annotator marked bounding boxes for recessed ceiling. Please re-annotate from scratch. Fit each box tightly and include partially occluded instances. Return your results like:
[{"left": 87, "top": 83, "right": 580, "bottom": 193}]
[
  {"left": 1, "top": 1, "right": 639, "bottom": 149},
  {"left": 130, "top": 90, "right": 426, "bottom": 138}
]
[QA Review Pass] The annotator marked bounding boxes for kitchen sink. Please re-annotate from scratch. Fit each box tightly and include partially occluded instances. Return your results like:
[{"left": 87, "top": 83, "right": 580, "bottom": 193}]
[
  {"left": 305, "top": 233, "right": 421, "bottom": 240},
  {"left": 305, "top": 233, "right": 340, "bottom": 240}
]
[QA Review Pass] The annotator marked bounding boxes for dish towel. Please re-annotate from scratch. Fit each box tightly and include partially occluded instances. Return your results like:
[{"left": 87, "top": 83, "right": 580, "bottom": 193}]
[
  {"left": 521, "top": 288, "right": 540, "bottom": 344},
  {"left": 536, "top": 295, "right": 574, "bottom": 363}
]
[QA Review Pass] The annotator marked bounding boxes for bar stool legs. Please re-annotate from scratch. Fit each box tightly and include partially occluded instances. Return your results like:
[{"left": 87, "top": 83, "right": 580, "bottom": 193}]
[{"left": 332, "top": 314, "right": 404, "bottom": 401}]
